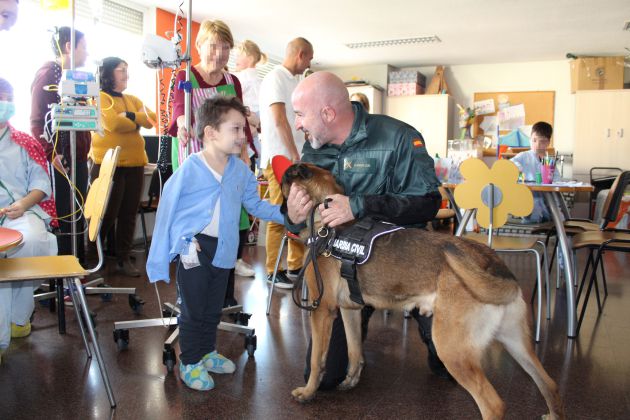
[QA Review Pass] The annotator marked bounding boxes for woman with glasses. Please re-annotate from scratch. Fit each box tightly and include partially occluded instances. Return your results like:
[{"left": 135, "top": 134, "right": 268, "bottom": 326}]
[{"left": 89, "top": 56, "right": 156, "bottom": 276}]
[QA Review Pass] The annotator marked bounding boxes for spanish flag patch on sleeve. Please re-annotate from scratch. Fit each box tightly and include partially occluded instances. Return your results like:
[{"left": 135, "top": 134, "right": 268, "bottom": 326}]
[{"left": 412, "top": 138, "right": 424, "bottom": 148}]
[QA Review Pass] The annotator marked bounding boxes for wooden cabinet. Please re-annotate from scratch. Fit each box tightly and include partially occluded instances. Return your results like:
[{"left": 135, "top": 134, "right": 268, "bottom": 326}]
[
  {"left": 347, "top": 84, "right": 384, "bottom": 114},
  {"left": 385, "top": 94, "right": 454, "bottom": 158},
  {"left": 574, "top": 90, "right": 630, "bottom": 175}
]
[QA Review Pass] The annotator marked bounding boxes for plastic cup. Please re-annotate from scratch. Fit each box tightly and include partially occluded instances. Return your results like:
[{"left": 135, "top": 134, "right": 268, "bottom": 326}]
[
  {"left": 498, "top": 145, "right": 508, "bottom": 158},
  {"left": 541, "top": 165, "right": 555, "bottom": 184}
]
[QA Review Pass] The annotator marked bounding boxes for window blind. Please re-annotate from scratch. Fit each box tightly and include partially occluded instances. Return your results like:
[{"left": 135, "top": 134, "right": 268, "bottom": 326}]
[
  {"left": 77, "top": 0, "right": 143, "bottom": 35},
  {"left": 228, "top": 49, "right": 282, "bottom": 79}
]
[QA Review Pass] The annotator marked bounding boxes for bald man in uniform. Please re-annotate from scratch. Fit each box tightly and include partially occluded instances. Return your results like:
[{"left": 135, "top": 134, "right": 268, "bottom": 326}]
[{"left": 286, "top": 71, "right": 450, "bottom": 389}]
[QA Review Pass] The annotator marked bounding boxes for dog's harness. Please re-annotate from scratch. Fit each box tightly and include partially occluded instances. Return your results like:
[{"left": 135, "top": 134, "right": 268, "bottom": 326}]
[
  {"left": 329, "top": 217, "right": 404, "bottom": 304},
  {"left": 293, "top": 204, "right": 404, "bottom": 309}
]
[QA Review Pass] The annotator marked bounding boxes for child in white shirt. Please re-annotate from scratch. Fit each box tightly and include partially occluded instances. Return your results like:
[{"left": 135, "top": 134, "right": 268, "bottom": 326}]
[{"left": 511, "top": 121, "right": 560, "bottom": 223}]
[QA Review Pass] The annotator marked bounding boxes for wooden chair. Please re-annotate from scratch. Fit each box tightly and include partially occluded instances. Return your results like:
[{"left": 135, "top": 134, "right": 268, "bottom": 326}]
[
  {"left": 431, "top": 187, "right": 458, "bottom": 233},
  {"left": 542, "top": 170, "right": 630, "bottom": 290},
  {"left": 588, "top": 167, "right": 623, "bottom": 219},
  {"left": 0, "top": 147, "right": 122, "bottom": 407},
  {"left": 454, "top": 158, "right": 550, "bottom": 342},
  {"left": 572, "top": 170, "right": 630, "bottom": 336}
]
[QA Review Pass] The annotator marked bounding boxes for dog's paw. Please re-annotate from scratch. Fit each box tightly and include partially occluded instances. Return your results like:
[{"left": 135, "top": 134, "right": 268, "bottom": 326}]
[
  {"left": 337, "top": 374, "right": 360, "bottom": 391},
  {"left": 291, "top": 386, "right": 315, "bottom": 403}
]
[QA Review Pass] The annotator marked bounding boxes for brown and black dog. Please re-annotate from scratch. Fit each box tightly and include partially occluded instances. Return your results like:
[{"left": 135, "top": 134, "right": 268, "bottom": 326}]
[{"left": 281, "top": 163, "right": 564, "bottom": 420}]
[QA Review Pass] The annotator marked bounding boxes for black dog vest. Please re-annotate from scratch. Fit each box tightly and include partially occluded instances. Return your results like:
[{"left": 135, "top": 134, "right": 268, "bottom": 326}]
[{"left": 329, "top": 217, "right": 404, "bottom": 304}]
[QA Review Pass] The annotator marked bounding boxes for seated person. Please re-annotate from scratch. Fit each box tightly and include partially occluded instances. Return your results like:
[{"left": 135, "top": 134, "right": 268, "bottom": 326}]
[
  {"left": 511, "top": 121, "right": 560, "bottom": 223},
  {"left": 0, "top": 78, "right": 57, "bottom": 365}
]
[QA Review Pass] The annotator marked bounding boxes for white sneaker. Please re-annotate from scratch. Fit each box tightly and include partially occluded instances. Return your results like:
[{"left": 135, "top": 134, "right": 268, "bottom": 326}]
[{"left": 235, "top": 259, "right": 255, "bottom": 277}]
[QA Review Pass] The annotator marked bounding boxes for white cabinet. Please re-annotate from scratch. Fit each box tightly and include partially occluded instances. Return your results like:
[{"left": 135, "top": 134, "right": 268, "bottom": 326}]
[
  {"left": 347, "top": 85, "right": 384, "bottom": 114},
  {"left": 385, "top": 94, "right": 454, "bottom": 158},
  {"left": 574, "top": 90, "right": 630, "bottom": 174}
]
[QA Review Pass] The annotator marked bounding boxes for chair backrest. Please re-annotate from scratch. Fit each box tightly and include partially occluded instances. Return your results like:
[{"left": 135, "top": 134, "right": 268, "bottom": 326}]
[
  {"left": 453, "top": 158, "right": 534, "bottom": 244},
  {"left": 590, "top": 166, "right": 622, "bottom": 183},
  {"left": 600, "top": 171, "right": 630, "bottom": 229},
  {"left": 84, "top": 147, "right": 120, "bottom": 242}
]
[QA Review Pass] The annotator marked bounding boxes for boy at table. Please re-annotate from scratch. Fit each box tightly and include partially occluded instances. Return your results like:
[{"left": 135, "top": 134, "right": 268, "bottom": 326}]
[
  {"left": 511, "top": 121, "right": 561, "bottom": 223},
  {"left": 0, "top": 78, "right": 57, "bottom": 365}
]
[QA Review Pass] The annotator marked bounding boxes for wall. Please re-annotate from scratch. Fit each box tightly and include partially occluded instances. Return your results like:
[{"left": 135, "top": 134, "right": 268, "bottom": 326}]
[
  {"left": 323, "top": 60, "right": 607, "bottom": 178},
  {"left": 413, "top": 61, "right": 574, "bottom": 159},
  {"left": 320, "top": 64, "right": 393, "bottom": 88}
]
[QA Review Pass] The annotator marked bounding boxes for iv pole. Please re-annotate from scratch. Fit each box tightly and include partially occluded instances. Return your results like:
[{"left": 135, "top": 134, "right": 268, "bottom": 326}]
[
  {"left": 69, "top": 0, "right": 77, "bottom": 257},
  {"left": 184, "top": 0, "right": 192, "bottom": 156}
]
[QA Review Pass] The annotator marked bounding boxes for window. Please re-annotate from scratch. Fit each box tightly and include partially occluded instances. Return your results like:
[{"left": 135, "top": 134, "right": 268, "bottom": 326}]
[{"left": 2, "top": 0, "right": 156, "bottom": 134}]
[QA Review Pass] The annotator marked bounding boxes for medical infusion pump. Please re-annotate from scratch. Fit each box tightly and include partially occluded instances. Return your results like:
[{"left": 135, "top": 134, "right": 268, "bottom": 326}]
[{"left": 51, "top": 70, "right": 101, "bottom": 132}]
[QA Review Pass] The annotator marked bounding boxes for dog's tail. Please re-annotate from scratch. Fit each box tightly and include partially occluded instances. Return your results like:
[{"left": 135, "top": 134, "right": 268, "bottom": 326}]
[{"left": 444, "top": 243, "right": 520, "bottom": 305}]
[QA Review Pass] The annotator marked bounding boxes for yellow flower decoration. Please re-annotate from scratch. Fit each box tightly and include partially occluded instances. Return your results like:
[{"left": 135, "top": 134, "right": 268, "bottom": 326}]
[{"left": 454, "top": 158, "right": 534, "bottom": 229}]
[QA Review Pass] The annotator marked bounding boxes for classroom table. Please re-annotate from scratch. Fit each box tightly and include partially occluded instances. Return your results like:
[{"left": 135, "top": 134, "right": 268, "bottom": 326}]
[{"left": 443, "top": 182, "right": 594, "bottom": 338}]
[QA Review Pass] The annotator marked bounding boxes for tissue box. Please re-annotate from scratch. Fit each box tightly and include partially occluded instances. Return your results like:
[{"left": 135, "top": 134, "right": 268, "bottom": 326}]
[
  {"left": 570, "top": 56, "right": 624, "bottom": 93},
  {"left": 387, "top": 83, "right": 424, "bottom": 96}
]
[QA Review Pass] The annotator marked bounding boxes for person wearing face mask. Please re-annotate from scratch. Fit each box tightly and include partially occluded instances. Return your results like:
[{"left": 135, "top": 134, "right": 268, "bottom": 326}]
[
  {"left": 0, "top": 0, "right": 18, "bottom": 32},
  {"left": 30, "top": 26, "right": 90, "bottom": 264},
  {"left": 0, "top": 78, "right": 58, "bottom": 365},
  {"left": 89, "top": 57, "right": 156, "bottom": 277}
]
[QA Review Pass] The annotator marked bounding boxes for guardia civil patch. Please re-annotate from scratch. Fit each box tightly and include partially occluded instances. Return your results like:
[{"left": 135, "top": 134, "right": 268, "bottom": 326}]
[{"left": 412, "top": 138, "right": 424, "bottom": 147}]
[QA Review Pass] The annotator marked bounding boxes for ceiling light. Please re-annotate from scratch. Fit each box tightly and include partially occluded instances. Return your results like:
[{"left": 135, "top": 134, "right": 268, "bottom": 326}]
[{"left": 345, "top": 35, "right": 441, "bottom": 49}]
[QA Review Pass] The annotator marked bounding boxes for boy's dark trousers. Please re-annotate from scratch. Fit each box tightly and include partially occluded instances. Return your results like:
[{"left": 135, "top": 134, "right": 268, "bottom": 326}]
[{"left": 177, "top": 234, "right": 230, "bottom": 365}]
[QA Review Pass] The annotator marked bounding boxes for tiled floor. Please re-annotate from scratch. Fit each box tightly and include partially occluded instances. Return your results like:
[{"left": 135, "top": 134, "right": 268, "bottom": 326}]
[{"left": 1, "top": 242, "right": 629, "bottom": 419}]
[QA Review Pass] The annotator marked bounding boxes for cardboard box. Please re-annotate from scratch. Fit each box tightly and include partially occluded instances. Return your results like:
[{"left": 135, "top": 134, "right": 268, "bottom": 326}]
[
  {"left": 388, "top": 70, "right": 426, "bottom": 87},
  {"left": 387, "top": 83, "right": 425, "bottom": 96},
  {"left": 570, "top": 56, "right": 624, "bottom": 93}
]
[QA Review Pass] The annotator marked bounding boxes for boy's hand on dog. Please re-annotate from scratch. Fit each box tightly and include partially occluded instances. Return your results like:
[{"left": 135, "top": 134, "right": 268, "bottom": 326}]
[
  {"left": 319, "top": 194, "right": 355, "bottom": 228},
  {"left": 287, "top": 184, "right": 314, "bottom": 224}
]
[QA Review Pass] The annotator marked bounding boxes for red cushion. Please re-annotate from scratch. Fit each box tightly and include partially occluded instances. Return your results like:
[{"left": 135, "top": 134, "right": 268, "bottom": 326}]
[{"left": 271, "top": 155, "right": 292, "bottom": 182}]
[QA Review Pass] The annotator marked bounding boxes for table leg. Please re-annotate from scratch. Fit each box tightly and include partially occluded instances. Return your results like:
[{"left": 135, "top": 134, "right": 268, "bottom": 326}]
[
  {"left": 443, "top": 188, "right": 462, "bottom": 223},
  {"left": 555, "top": 191, "right": 571, "bottom": 219},
  {"left": 56, "top": 278, "right": 65, "bottom": 334},
  {"left": 455, "top": 209, "right": 474, "bottom": 237},
  {"left": 544, "top": 192, "right": 576, "bottom": 338}
]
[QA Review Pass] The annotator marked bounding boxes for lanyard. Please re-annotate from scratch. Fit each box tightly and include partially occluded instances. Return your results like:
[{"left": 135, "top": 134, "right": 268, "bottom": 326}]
[{"left": 0, "top": 126, "right": 8, "bottom": 143}]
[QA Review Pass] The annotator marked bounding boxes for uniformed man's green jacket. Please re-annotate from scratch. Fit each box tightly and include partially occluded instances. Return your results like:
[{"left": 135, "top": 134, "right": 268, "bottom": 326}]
[{"left": 299, "top": 102, "right": 441, "bottom": 227}]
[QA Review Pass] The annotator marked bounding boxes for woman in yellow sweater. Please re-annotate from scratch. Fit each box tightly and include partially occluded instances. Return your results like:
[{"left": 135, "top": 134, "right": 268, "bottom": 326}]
[{"left": 90, "top": 56, "right": 156, "bottom": 276}]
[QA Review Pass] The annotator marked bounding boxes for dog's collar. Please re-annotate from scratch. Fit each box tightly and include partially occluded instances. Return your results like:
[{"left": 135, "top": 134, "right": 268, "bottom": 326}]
[{"left": 306, "top": 225, "right": 335, "bottom": 257}]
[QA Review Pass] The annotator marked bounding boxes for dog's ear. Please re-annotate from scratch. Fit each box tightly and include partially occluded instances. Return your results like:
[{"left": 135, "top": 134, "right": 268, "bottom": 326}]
[
  {"left": 280, "top": 196, "right": 288, "bottom": 215},
  {"left": 282, "top": 163, "right": 313, "bottom": 186},
  {"left": 296, "top": 163, "right": 314, "bottom": 180}
]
